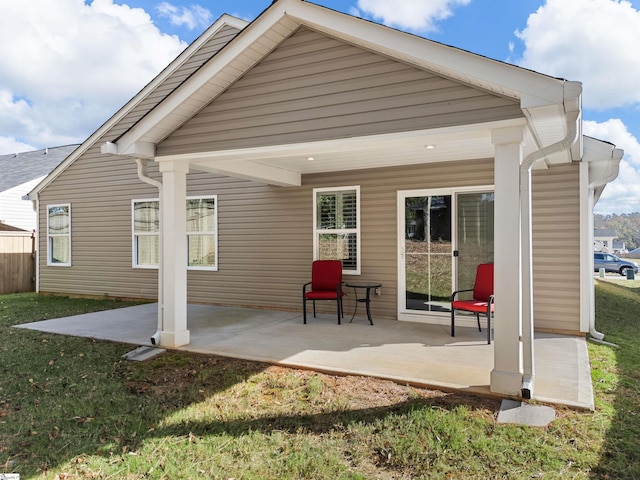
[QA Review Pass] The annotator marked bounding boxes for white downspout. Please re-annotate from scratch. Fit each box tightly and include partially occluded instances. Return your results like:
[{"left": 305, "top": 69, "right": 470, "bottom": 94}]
[
  {"left": 31, "top": 195, "right": 40, "bottom": 293},
  {"left": 519, "top": 106, "right": 581, "bottom": 399},
  {"left": 135, "top": 159, "right": 163, "bottom": 345},
  {"left": 587, "top": 149, "right": 623, "bottom": 340}
]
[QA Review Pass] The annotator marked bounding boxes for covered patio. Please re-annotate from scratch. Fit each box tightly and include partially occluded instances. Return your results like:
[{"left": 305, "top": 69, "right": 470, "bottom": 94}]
[{"left": 17, "top": 304, "right": 594, "bottom": 410}]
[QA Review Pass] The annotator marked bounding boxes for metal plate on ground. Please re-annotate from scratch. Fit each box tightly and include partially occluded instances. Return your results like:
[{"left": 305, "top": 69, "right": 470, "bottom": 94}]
[{"left": 122, "top": 346, "right": 166, "bottom": 362}]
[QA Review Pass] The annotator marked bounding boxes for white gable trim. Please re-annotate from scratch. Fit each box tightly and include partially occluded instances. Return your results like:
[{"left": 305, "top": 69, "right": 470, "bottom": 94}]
[
  {"left": 28, "top": 14, "right": 249, "bottom": 199},
  {"left": 115, "top": 0, "right": 570, "bottom": 158}
]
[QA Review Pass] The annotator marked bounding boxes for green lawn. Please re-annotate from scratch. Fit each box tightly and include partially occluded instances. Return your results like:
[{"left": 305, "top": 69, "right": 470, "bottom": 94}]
[{"left": 0, "top": 285, "right": 639, "bottom": 479}]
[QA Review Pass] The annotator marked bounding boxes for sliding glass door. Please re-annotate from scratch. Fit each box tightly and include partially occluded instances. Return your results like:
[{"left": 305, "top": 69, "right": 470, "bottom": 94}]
[{"left": 398, "top": 189, "right": 493, "bottom": 320}]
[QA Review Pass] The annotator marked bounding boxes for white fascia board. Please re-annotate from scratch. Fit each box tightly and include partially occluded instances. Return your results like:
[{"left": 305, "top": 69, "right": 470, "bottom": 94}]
[
  {"left": 119, "top": 141, "right": 156, "bottom": 159},
  {"left": 118, "top": 0, "right": 568, "bottom": 153},
  {"left": 27, "top": 14, "right": 248, "bottom": 199},
  {"left": 116, "top": 1, "right": 294, "bottom": 153},
  {"left": 583, "top": 136, "right": 622, "bottom": 198},
  {"left": 288, "top": 0, "right": 565, "bottom": 105}
]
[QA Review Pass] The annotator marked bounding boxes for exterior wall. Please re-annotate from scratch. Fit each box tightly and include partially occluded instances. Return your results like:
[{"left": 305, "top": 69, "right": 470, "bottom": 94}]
[
  {"left": 37, "top": 155, "right": 583, "bottom": 333},
  {"left": 0, "top": 178, "right": 41, "bottom": 231},
  {"left": 34, "top": 23, "right": 243, "bottom": 296},
  {"left": 158, "top": 27, "right": 522, "bottom": 156},
  {"left": 37, "top": 148, "right": 160, "bottom": 298},
  {"left": 37, "top": 157, "right": 494, "bottom": 321},
  {"left": 34, "top": 17, "right": 583, "bottom": 334},
  {"left": 531, "top": 164, "right": 581, "bottom": 333}
]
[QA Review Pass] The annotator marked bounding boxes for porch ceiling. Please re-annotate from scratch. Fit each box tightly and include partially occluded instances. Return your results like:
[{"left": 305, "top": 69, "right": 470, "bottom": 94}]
[{"left": 157, "top": 119, "right": 532, "bottom": 186}]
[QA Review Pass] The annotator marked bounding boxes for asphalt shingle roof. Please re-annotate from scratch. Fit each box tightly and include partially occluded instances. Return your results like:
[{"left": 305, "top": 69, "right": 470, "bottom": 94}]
[
  {"left": 594, "top": 229, "right": 617, "bottom": 237},
  {"left": 0, "top": 145, "right": 79, "bottom": 193}
]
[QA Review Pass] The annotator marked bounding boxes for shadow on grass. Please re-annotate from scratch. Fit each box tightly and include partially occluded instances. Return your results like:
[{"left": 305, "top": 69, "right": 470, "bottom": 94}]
[
  {"left": 0, "top": 294, "right": 500, "bottom": 478},
  {"left": 590, "top": 280, "right": 640, "bottom": 478}
]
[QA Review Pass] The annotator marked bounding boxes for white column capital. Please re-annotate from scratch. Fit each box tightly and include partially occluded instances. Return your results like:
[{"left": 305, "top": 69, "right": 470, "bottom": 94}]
[
  {"left": 158, "top": 160, "right": 190, "bottom": 174},
  {"left": 491, "top": 126, "right": 525, "bottom": 146}
]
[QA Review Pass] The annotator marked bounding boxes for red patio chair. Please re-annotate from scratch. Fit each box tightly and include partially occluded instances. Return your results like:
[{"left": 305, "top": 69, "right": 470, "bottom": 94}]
[
  {"left": 451, "top": 263, "right": 494, "bottom": 344},
  {"left": 302, "top": 260, "right": 344, "bottom": 324}
]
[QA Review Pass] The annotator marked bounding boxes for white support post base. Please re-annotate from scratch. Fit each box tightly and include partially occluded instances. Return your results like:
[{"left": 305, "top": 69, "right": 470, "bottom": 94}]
[
  {"left": 158, "top": 160, "right": 190, "bottom": 348},
  {"left": 160, "top": 329, "right": 191, "bottom": 348},
  {"left": 490, "top": 126, "right": 525, "bottom": 396}
]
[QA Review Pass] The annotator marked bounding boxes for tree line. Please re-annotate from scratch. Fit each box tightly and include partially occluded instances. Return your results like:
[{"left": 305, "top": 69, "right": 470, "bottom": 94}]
[{"left": 594, "top": 212, "right": 640, "bottom": 251}]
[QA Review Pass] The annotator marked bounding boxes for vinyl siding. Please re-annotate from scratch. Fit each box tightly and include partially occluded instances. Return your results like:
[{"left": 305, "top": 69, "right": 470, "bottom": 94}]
[
  {"left": 157, "top": 27, "right": 522, "bottom": 156},
  {"left": 531, "top": 164, "right": 581, "bottom": 332},
  {"left": 38, "top": 156, "right": 582, "bottom": 332},
  {"left": 38, "top": 158, "right": 494, "bottom": 321},
  {"left": 38, "top": 146, "right": 160, "bottom": 298},
  {"left": 0, "top": 178, "right": 42, "bottom": 231}
]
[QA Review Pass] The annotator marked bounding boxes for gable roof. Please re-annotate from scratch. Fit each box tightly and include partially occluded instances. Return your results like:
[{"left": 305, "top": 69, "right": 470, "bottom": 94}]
[
  {"left": 0, "top": 145, "right": 78, "bottom": 193},
  {"left": 594, "top": 229, "right": 617, "bottom": 237},
  {"left": 110, "top": 0, "right": 579, "bottom": 162},
  {"left": 30, "top": 0, "right": 622, "bottom": 197},
  {"left": 0, "top": 222, "right": 28, "bottom": 232}
]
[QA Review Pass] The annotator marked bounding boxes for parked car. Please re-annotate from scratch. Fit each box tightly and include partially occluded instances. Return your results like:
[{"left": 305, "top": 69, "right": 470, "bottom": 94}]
[{"left": 594, "top": 252, "right": 639, "bottom": 276}]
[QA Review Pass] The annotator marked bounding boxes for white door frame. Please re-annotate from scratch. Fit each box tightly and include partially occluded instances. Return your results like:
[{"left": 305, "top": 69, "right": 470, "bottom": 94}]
[{"left": 397, "top": 185, "right": 493, "bottom": 324}]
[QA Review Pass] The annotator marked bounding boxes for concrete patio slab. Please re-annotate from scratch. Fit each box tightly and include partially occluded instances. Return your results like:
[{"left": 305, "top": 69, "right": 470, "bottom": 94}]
[{"left": 16, "top": 303, "right": 594, "bottom": 410}]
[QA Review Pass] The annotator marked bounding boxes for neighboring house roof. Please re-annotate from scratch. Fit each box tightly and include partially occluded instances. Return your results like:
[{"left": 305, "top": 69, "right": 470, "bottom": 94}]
[
  {"left": 594, "top": 229, "right": 617, "bottom": 237},
  {"left": 0, "top": 145, "right": 79, "bottom": 193},
  {"left": 0, "top": 222, "right": 28, "bottom": 232},
  {"left": 629, "top": 247, "right": 640, "bottom": 255}
]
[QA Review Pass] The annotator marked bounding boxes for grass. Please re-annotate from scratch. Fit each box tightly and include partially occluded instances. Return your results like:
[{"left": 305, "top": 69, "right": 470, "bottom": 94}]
[{"left": 0, "top": 286, "right": 638, "bottom": 478}]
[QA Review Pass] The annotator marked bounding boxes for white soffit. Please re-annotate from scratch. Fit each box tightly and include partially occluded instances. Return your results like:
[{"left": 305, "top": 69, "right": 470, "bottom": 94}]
[{"left": 157, "top": 119, "right": 530, "bottom": 184}]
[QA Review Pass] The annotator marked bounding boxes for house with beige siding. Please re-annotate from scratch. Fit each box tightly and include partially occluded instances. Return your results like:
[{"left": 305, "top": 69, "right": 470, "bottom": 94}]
[{"left": 29, "top": 0, "right": 621, "bottom": 399}]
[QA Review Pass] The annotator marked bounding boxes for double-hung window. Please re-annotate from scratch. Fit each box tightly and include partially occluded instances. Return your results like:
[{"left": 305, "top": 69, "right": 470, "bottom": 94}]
[
  {"left": 313, "top": 186, "right": 360, "bottom": 274},
  {"left": 132, "top": 195, "right": 217, "bottom": 270},
  {"left": 186, "top": 197, "right": 217, "bottom": 270},
  {"left": 132, "top": 199, "right": 160, "bottom": 268},
  {"left": 47, "top": 204, "right": 71, "bottom": 266}
]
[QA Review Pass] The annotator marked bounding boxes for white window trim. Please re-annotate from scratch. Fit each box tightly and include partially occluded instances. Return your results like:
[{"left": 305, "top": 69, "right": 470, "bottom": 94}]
[
  {"left": 47, "top": 203, "right": 71, "bottom": 267},
  {"left": 131, "top": 196, "right": 218, "bottom": 271},
  {"left": 313, "top": 185, "right": 361, "bottom": 275},
  {"left": 131, "top": 198, "right": 159, "bottom": 270},
  {"left": 187, "top": 195, "right": 218, "bottom": 272}
]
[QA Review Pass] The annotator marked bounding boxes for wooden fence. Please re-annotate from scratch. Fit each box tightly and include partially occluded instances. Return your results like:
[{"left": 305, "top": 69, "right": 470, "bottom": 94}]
[{"left": 0, "top": 231, "right": 36, "bottom": 294}]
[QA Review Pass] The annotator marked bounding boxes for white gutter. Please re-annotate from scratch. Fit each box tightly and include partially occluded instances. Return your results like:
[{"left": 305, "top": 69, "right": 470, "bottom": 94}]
[
  {"left": 135, "top": 158, "right": 164, "bottom": 345},
  {"left": 587, "top": 148, "right": 623, "bottom": 340},
  {"left": 519, "top": 83, "right": 582, "bottom": 399}
]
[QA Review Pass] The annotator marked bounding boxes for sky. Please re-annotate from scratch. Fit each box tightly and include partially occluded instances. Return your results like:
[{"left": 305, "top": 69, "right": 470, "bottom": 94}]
[{"left": 1, "top": 0, "right": 639, "bottom": 215}]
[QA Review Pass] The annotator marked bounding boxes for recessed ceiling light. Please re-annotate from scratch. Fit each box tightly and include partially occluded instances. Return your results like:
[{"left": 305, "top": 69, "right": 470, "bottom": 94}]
[
  {"left": 425, "top": 145, "right": 436, "bottom": 149},
  {"left": 306, "top": 156, "right": 315, "bottom": 161}
]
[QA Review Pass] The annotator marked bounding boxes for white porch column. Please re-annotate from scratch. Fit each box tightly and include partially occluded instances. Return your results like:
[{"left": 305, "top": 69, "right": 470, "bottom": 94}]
[
  {"left": 491, "top": 127, "right": 524, "bottom": 396},
  {"left": 158, "top": 160, "right": 190, "bottom": 347}
]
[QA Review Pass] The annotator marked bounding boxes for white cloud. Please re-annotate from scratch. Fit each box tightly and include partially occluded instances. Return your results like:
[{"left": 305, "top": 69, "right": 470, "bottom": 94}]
[
  {"left": 0, "top": 137, "right": 37, "bottom": 155},
  {"left": 0, "top": 0, "right": 187, "bottom": 154},
  {"left": 584, "top": 119, "right": 640, "bottom": 214},
  {"left": 157, "top": 2, "right": 212, "bottom": 30},
  {"left": 353, "top": 0, "right": 471, "bottom": 32},
  {"left": 516, "top": 0, "right": 640, "bottom": 110}
]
